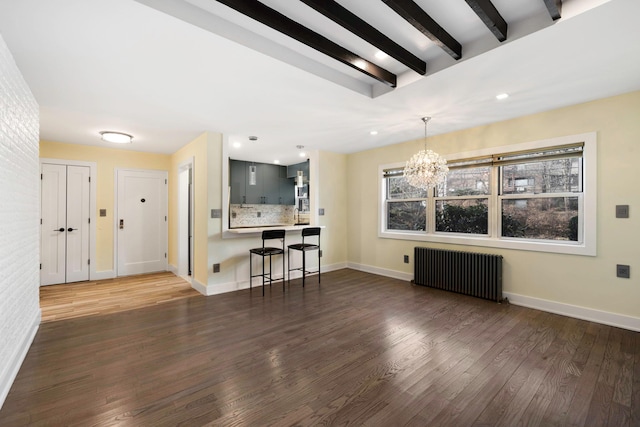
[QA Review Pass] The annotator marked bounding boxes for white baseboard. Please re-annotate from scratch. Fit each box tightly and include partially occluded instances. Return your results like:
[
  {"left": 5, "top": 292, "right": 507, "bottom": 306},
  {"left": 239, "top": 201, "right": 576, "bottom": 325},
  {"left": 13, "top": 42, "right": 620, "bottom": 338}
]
[
  {"left": 92, "top": 270, "right": 115, "bottom": 281},
  {"left": 345, "top": 263, "right": 640, "bottom": 332},
  {"left": 0, "top": 309, "right": 41, "bottom": 411},
  {"left": 196, "top": 262, "right": 349, "bottom": 296},
  {"left": 168, "top": 264, "right": 178, "bottom": 275},
  {"left": 347, "top": 262, "right": 412, "bottom": 282},
  {"left": 504, "top": 292, "right": 640, "bottom": 332}
]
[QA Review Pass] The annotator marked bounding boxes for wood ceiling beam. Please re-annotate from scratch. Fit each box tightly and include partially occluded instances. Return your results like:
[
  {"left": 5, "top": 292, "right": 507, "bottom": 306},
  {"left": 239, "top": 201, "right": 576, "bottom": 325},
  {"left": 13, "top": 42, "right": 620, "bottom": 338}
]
[
  {"left": 300, "top": 0, "right": 426, "bottom": 75},
  {"left": 543, "top": 0, "right": 562, "bottom": 20},
  {"left": 214, "top": 0, "right": 397, "bottom": 87},
  {"left": 382, "top": 0, "right": 461, "bottom": 60},
  {"left": 464, "top": 0, "right": 508, "bottom": 42}
]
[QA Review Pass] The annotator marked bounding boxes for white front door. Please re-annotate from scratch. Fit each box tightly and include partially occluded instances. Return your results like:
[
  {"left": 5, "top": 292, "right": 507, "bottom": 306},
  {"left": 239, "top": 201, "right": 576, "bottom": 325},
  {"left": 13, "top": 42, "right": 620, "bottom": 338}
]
[
  {"left": 41, "top": 164, "right": 91, "bottom": 286},
  {"left": 117, "top": 169, "right": 168, "bottom": 276}
]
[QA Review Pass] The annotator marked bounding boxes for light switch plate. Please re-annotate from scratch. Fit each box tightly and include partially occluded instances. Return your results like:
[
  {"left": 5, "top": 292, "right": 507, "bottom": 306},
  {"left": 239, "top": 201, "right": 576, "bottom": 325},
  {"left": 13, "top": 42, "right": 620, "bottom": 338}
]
[
  {"left": 319, "top": 208, "right": 325, "bottom": 216},
  {"left": 211, "top": 209, "right": 221, "bottom": 218},
  {"left": 99, "top": 209, "right": 107, "bottom": 217},
  {"left": 616, "top": 205, "right": 629, "bottom": 218}
]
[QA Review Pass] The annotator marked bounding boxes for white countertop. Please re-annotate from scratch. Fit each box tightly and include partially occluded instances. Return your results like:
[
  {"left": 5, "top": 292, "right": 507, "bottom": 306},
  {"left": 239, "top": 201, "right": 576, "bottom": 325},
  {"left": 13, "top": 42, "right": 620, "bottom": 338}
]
[{"left": 227, "top": 224, "right": 323, "bottom": 234}]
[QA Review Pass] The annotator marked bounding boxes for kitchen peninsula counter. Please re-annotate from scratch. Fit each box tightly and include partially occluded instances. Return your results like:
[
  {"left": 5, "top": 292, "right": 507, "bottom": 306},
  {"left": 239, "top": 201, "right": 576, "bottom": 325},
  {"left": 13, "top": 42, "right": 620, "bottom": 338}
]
[{"left": 227, "top": 224, "right": 324, "bottom": 235}]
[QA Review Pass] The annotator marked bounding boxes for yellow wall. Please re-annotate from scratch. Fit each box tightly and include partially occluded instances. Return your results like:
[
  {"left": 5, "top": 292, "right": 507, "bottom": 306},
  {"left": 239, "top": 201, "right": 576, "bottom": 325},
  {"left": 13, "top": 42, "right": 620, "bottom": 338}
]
[
  {"left": 40, "top": 141, "right": 171, "bottom": 273},
  {"left": 347, "top": 90, "right": 640, "bottom": 319},
  {"left": 169, "top": 132, "right": 212, "bottom": 285},
  {"left": 317, "top": 151, "right": 348, "bottom": 266}
]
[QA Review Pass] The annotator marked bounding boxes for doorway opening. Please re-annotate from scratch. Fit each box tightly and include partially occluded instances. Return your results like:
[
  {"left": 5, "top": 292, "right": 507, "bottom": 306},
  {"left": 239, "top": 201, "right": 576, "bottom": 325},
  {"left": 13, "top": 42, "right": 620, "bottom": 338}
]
[{"left": 178, "top": 159, "right": 194, "bottom": 281}]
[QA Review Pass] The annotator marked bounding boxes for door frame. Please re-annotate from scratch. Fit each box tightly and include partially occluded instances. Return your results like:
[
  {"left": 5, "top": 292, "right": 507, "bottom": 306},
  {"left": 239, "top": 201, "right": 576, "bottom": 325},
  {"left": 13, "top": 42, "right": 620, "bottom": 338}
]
[
  {"left": 178, "top": 158, "right": 195, "bottom": 283},
  {"left": 114, "top": 168, "right": 168, "bottom": 277},
  {"left": 40, "top": 158, "right": 97, "bottom": 284}
]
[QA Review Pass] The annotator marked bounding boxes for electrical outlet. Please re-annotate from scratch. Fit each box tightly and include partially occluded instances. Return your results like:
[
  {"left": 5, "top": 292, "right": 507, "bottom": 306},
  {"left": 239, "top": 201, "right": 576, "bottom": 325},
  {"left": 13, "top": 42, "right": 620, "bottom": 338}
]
[
  {"left": 404, "top": 255, "right": 409, "bottom": 263},
  {"left": 213, "top": 263, "right": 220, "bottom": 273},
  {"left": 211, "top": 209, "right": 221, "bottom": 218},
  {"left": 257, "top": 212, "right": 261, "bottom": 218},
  {"left": 616, "top": 205, "right": 629, "bottom": 218},
  {"left": 99, "top": 209, "right": 107, "bottom": 217},
  {"left": 617, "top": 264, "right": 630, "bottom": 278}
]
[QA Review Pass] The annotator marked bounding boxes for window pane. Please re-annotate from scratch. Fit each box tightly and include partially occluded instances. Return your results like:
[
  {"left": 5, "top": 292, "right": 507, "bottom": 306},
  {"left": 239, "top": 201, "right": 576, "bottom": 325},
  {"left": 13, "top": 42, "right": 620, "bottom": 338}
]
[
  {"left": 502, "top": 197, "right": 579, "bottom": 241},
  {"left": 387, "top": 176, "right": 428, "bottom": 199},
  {"left": 435, "top": 199, "right": 488, "bottom": 234},
  {"left": 501, "top": 158, "right": 580, "bottom": 194},
  {"left": 436, "top": 167, "right": 490, "bottom": 197},
  {"left": 387, "top": 201, "right": 426, "bottom": 231}
]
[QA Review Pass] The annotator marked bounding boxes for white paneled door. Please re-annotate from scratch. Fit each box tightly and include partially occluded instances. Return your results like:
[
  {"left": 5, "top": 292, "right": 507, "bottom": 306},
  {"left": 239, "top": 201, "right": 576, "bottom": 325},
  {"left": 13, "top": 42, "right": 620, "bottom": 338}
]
[
  {"left": 41, "top": 164, "right": 90, "bottom": 286},
  {"left": 116, "top": 169, "right": 167, "bottom": 276}
]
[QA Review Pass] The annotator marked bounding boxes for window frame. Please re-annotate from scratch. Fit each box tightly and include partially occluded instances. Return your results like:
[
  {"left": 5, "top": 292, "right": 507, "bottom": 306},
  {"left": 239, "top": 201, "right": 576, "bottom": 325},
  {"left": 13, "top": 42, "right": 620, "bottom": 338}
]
[{"left": 378, "top": 132, "right": 597, "bottom": 256}]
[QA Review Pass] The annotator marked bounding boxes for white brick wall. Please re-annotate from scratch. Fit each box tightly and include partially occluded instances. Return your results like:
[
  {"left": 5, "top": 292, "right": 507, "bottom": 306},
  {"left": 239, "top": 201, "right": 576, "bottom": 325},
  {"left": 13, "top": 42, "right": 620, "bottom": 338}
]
[{"left": 0, "top": 35, "right": 41, "bottom": 409}]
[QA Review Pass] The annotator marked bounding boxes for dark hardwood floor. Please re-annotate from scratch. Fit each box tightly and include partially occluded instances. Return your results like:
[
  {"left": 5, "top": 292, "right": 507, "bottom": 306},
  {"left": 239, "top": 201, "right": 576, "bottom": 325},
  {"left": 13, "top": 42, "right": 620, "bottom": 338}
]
[{"left": 1, "top": 269, "right": 639, "bottom": 426}]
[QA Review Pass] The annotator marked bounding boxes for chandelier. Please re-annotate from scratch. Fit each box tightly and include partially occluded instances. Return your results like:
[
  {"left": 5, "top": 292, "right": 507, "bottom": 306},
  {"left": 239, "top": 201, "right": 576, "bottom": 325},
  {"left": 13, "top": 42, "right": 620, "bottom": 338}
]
[{"left": 403, "top": 117, "right": 448, "bottom": 189}]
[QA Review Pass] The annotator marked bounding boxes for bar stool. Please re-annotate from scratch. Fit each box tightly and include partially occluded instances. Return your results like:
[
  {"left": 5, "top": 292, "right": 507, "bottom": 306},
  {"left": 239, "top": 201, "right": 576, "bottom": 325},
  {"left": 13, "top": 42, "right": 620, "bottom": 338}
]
[
  {"left": 287, "top": 227, "right": 321, "bottom": 287},
  {"left": 249, "top": 229, "right": 286, "bottom": 296}
]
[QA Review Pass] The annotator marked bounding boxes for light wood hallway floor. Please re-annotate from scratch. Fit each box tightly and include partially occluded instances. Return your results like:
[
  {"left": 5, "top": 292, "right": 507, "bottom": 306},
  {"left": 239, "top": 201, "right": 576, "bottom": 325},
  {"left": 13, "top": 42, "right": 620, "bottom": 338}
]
[
  {"left": 39, "top": 271, "right": 201, "bottom": 322},
  {"left": 2, "top": 269, "right": 639, "bottom": 426}
]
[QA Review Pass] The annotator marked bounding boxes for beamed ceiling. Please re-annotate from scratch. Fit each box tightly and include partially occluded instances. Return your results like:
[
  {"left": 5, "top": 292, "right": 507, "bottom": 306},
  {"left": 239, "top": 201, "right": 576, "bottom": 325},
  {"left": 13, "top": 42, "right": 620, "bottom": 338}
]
[
  {"left": 1, "top": 0, "right": 639, "bottom": 165},
  {"left": 142, "top": 0, "right": 570, "bottom": 97}
]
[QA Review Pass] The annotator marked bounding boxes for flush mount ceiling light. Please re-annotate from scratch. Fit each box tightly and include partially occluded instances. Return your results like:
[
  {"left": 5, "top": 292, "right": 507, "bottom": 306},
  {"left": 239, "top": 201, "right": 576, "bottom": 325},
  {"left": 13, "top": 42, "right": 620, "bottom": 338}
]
[
  {"left": 403, "top": 117, "right": 448, "bottom": 189},
  {"left": 100, "top": 131, "right": 133, "bottom": 144}
]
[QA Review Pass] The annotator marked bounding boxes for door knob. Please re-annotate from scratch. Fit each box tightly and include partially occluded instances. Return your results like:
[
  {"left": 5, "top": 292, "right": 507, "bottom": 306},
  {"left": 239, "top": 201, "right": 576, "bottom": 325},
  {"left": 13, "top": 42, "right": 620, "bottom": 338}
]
[
  {"left": 54, "top": 227, "right": 65, "bottom": 232},
  {"left": 67, "top": 228, "right": 77, "bottom": 232}
]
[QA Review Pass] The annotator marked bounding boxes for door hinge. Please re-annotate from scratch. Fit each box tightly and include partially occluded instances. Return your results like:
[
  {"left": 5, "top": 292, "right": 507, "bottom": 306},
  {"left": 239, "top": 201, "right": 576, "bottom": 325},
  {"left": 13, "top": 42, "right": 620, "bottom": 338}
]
[
  {"left": 165, "top": 253, "right": 167, "bottom": 258},
  {"left": 40, "top": 173, "right": 43, "bottom": 180},
  {"left": 165, "top": 216, "right": 167, "bottom": 222},
  {"left": 88, "top": 218, "right": 90, "bottom": 224},
  {"left": 40, "top": 263, "right": 42, "bottom": 270},
  {"left": 165, "top": 179, "right": 167, "bottom": 184},
  {"left": 88, "top": 176, "right": 91, "bottom": 182},
  {"left": 40, "top": 218, "right": 42, "bottom": 225},
  {"left": 88, "top": 259, "right": 90, "bottom": 265}
]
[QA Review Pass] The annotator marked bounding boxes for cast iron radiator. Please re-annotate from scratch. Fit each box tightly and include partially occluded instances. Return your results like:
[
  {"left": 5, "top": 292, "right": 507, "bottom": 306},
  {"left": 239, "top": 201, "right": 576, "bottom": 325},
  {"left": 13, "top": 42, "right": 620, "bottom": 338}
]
[{"left": 414, "top": 247, "right": 503, "bottom": 302}]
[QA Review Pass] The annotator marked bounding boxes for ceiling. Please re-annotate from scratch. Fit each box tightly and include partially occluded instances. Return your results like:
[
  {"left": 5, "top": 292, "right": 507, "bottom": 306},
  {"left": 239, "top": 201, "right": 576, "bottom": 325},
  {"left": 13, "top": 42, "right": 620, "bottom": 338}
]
[{"left": 1, "top": 0, "right": 640, "bottom": 165}]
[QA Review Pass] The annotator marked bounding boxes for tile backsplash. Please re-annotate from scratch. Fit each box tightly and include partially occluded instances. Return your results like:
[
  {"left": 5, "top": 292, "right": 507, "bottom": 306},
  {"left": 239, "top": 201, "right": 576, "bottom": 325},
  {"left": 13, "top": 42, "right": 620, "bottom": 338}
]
[{"left": 230, "top": 204, "right": 297, "bottom": 228}]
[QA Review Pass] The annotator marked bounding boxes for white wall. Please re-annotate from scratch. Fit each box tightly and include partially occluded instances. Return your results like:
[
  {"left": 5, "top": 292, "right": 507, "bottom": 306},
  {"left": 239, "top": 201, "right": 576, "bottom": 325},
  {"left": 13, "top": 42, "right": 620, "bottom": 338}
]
[{"left": 0, "top": 35, "right": 41, "bottom": 409}]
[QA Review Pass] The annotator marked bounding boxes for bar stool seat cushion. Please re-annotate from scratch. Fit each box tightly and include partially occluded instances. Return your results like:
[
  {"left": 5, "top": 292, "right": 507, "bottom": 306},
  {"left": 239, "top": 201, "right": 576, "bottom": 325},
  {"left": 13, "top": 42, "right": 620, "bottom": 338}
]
[
  {"left": 250, "top": 247, "right": 284, "bottom": 256},
  {"left": 287, "top": 243, "right": 318, "bottom": 251}
]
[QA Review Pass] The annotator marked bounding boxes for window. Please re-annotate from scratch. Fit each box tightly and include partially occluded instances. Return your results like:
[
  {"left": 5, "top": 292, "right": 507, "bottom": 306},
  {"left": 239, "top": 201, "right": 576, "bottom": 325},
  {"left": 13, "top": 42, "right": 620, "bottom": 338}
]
[
  {"left": 435, "top": 166, "right": 490, "bottom": 235},
  {"left": 379, "top": 133, "right": 596, "bottom": 256},
  {"left": 384, "top": 172, "right": 427, "bottom": 231}
]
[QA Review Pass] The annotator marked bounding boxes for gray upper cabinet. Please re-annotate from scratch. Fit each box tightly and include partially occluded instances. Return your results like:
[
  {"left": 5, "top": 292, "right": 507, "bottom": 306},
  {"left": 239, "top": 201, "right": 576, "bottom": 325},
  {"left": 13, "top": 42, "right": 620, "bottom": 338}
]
[
  {"left": 229, "top": 159, "right": 246, "bottom": 204},
  {"left": 230, "top": 160, "right": 295, "bottom": 205},
  {"left": 287, "top": 160, "right": 309, "bottom": 180}
]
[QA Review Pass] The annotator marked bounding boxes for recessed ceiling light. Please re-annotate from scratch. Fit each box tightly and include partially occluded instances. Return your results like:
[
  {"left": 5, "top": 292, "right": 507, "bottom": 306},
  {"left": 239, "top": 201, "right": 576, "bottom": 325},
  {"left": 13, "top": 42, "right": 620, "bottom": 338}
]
[
  {"left": 273, "top": 160, "right": 280, "bottom": 164},
  {"left": 100, "top": 131, "right": 133, "bottom": 144},
  {"left": 370, "top": 130, "right": 378, "bottom": 135},
  {"left": 232, "top": 142, "right": 241, "bottom": 148},
  {"left": 496, "top": 93, "right": 509, "bottom": 100},
  {"left": 374, "top": 51, "right": 388, "bottom": 60},
  {"left": 299, "top": 152, "right": 306, "bottom": 158}
]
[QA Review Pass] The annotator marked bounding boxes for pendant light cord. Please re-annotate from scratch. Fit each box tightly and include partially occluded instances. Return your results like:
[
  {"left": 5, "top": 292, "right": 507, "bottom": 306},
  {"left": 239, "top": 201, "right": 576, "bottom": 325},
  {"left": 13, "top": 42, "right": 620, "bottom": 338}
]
[{"left": 422, "top": 116, "right": 431, "bottom": 150}]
